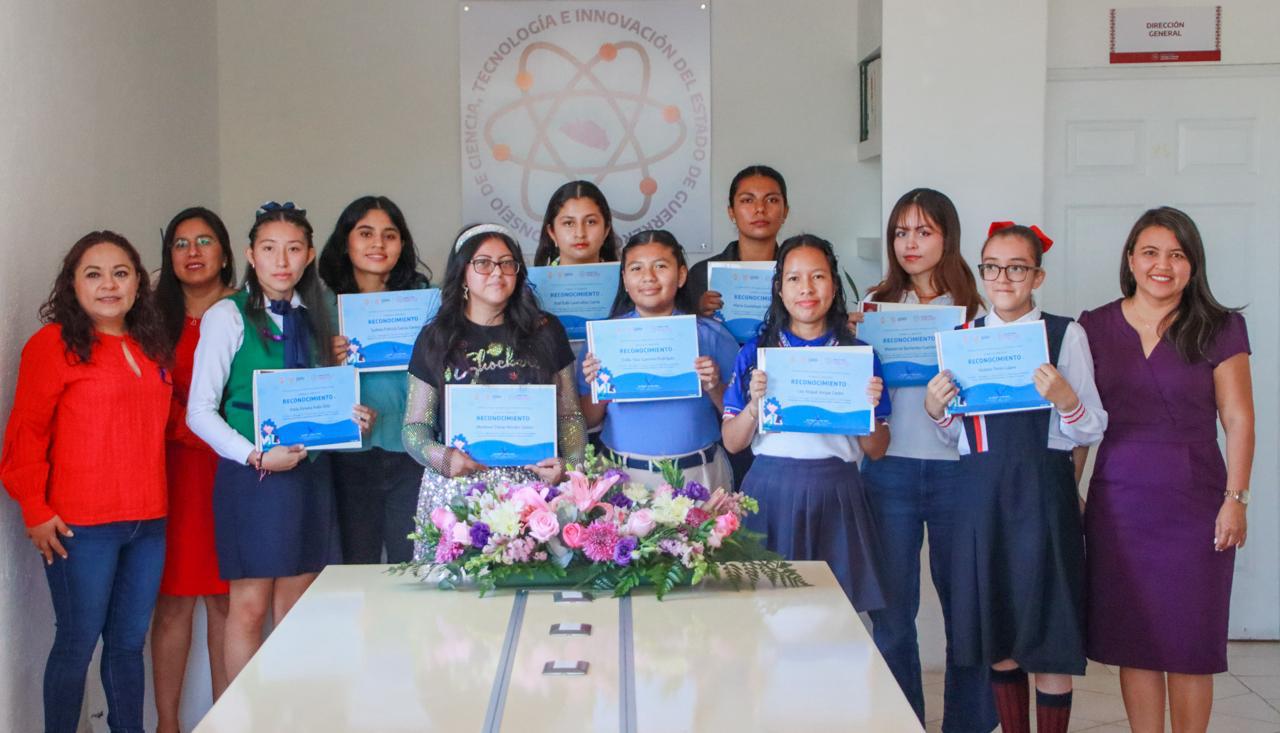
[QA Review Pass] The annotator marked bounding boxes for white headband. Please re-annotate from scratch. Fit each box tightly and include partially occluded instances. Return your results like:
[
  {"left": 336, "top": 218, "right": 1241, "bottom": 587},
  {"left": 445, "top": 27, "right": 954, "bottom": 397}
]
[{"left": 454, "top": 223, "right": 517, "bottom": 252}]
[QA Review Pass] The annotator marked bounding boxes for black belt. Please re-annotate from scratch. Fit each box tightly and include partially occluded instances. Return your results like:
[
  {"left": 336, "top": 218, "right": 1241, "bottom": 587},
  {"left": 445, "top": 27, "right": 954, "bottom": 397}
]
[{"left": 609, "top": 442, "right": 718, "bottom": 473}]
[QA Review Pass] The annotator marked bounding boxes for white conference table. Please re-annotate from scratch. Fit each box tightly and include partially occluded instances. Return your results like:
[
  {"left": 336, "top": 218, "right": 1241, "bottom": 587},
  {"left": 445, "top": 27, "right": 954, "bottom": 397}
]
[{"left": 194, "top": 561, "right": 922, "bottom": 732}]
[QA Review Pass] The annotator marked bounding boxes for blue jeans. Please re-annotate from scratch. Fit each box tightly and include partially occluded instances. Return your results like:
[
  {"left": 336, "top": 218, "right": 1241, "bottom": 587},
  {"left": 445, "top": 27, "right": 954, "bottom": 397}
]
[
  {"left": 862, "top": 456, "right": 996, "bottom": 733},
  {"left": 43, "top": 519, "right": 165, "bottom": 733}
]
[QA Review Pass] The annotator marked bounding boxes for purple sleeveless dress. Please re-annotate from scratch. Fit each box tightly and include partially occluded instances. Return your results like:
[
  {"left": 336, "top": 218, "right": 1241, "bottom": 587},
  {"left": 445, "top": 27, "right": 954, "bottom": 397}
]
[{"left": 1079, "top": 299, "right": 1249, "bottom": 674}]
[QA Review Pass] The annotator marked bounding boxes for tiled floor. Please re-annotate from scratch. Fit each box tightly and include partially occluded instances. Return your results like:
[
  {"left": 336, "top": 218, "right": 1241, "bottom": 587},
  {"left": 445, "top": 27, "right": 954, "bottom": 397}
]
[{"left": 922, "top": 642, "right": 1280, "bottom": 733}]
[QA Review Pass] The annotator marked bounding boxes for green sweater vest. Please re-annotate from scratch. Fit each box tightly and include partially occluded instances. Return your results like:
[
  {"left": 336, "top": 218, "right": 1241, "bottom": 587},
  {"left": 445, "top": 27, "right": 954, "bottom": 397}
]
[{"left": 221, "top": 291, "right": 286, "bottom": 443}]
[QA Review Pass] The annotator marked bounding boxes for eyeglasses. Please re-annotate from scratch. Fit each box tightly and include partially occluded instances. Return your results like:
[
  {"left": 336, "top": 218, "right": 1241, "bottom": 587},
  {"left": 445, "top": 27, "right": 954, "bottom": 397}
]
[
  {"left": 470, "top": 258, "right": 521, "bottom": 275},
  {"left": 173, "top": 236, "right": 215, "bottom": 250},
  {"left": 976, "top": 263, "right": 1039, "bottom": 282}
]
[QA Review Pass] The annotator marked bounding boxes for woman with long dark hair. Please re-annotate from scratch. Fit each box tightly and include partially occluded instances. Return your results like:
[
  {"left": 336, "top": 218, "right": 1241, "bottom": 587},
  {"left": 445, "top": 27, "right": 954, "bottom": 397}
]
[
  {"left": 1080, "top": 207, "right": 1253, "bottom": 732},
  {"left": 403, "top": 224, "right": 587, "bottom": 524},
  {"left": 720, "top": 234, "right": 890, "bottom": 610},
  {"left": 319, "top": 195, "right": 431, "bottom": 564},
  {"left": 856, "top": 189, "right": 995, "bottom": 731},
  {"left": 150, "top": 207, "right": 237, "bottom": 732},
  {"left": 2, "top": 231, "right": 171, "bottom": 733},
  {"left": 532, "top": 180, "right": 619, "bottom": 266}
]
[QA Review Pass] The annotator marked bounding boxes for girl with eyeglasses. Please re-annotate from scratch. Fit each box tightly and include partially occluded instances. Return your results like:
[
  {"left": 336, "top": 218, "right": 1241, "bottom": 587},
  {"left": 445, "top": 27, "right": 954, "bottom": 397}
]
[
  {"left": 851, "top": 188, "right": 993, "bottom": 731},
  {"left": 187, "top": 203, "right": 364, "bottom": 684},
  {"left": 149, "top": 207, "right": 237, "bottom": 732},
  {"left": 403, "top": 224, "right": 587, "bottom": 521},
  {"left": 924, "top": 223, "right": 1108, "bottom": 733},
  {"left": 318, "top": 196, "right": 432, "bottom": 566},
  {"left": 577, "top": 230, "right": 739, "bottom": 489}
]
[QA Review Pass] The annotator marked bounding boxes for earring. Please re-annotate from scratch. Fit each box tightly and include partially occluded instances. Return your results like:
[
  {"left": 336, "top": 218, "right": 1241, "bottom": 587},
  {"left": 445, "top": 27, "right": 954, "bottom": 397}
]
[{"left": 462, "top": 284, "right": 469, "bottom": 301}]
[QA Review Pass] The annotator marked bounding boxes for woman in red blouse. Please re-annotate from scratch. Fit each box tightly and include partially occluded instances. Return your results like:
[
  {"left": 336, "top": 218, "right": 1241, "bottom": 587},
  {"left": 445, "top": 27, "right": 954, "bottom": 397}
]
[
  {"left": 149, "top": 207, "right": 238, "bottom": 733},
  {"left": 1, "top": 231, "right": 172, "bottom": 733}
]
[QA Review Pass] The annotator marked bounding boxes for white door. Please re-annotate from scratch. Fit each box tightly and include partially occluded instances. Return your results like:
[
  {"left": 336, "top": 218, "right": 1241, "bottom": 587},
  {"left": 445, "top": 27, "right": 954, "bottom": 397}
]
[{"left": 1044, "top": 67, "right": 1280, "bottom": 639}]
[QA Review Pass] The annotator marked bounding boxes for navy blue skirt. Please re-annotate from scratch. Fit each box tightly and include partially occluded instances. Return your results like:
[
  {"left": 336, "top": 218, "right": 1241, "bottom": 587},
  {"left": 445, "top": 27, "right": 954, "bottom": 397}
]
[
  {"left": 212, "top": 455, "right": 340, "bottom": 580},
  {"left": 743, "top": 455, "right": 886, "bottom": 611}
]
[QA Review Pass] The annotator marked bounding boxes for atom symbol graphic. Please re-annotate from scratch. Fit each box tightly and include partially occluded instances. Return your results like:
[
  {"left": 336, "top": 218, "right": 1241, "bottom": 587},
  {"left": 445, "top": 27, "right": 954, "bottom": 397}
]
[{"left": 484, "top": 41, "right": 688, "bottom": 222}]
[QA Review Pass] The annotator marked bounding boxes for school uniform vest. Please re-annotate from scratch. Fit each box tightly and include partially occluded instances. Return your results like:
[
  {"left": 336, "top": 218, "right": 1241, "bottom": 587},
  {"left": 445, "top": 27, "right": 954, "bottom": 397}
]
[{"left": 220, "top": 290, "right": 286, "bottom": 443}]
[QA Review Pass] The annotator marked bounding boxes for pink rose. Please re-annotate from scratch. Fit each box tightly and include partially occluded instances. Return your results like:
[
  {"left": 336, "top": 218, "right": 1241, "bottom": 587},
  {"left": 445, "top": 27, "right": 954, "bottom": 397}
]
[
  {"left": 450, "top": 523, "right": 472, "bottom": 546},
  {"left": 526, "top": 509, "right": 560, "bottom": 543},
  {"left": 715, "top": 513, "right": 740, "bottom": 536},
  {"left": 561, "top": 522, "right": 586, "bottom": 549},
  {"left": 625, "top": 509, "right": 656, "bottom": 538},
  {"left": 431, "top": 507, "right": 458, "bottom": 533}
]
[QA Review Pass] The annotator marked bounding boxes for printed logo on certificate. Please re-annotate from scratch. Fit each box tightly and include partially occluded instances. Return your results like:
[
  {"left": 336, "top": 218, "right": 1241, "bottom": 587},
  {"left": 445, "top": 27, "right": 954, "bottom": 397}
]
[
  {"left": 757, "top": 346, "right": 876, "bottom": 436},
  {"left": 526, "top": 263, "right": 621, "bottom": 341},
  {"left": 707, "top": 261, "right": 775, "bottom": 343},
  {"left": 935, "top": 320, "right": 1051, "bottom": 416},
  {"left": 586, "top": 314, "right": 701, "bottom": 403},
  {"left": 859, "top": 304, "right": 966, "bottom": 387},
  {"left": 338, "top": 289, "right": 442, "bottom": 371},
  {"left": 444, "top": 384, "right": 558, "bottom": 467},
  {"left": 252, "top": 366, "right": 362, "bottom": 451}
]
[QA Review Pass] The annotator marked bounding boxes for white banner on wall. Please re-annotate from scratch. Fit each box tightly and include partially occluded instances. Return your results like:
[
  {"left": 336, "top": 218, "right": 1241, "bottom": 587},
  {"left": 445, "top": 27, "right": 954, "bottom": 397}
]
[
  {"left": 1110, "top": 6, "right": 1222, "bottom": 63},
  {"left": 460, "top": 1, "right": 712, "bottom": 253}
]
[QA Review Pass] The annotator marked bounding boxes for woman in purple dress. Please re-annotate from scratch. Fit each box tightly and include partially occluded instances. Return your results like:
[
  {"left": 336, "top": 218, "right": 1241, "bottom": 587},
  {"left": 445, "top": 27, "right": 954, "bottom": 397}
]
[{"left": 1079, "top": 207, "right": 1254, "bottom": 733}]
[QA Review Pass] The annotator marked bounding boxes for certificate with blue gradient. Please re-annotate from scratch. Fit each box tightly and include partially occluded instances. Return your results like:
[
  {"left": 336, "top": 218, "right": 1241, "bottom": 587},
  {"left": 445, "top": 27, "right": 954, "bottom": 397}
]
[
  {"left": 252, "top": 366, "right": 362, "bottom": 451},
  {"left": 859, "top": 305, "right": 966, "bottom": 386},
  {"left": 935, "top": 321, "right": 1051, "bottom": 415},
  {"left": 586, "top": 314, "right": 701, "bottom": 403},
  {"left": 757, "top": 346, "right": 876, "bottom": 436},
  {"left": 444, "top": 385, "right": 557, "bottom": 466},
  {"left": 527, "top": 263, "right": 621, "bottom": 340},
  {"left": 338, "top": 289, "right": 442, "bottom": 371},
  {"left": 707, "top": 261, "right": 775, "bottom": 343}
]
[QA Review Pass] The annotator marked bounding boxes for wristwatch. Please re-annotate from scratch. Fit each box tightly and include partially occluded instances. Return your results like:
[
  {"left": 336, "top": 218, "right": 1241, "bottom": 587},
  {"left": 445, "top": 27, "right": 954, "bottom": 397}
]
[{"left": 1224, "top": 489, "right": 1250, "bottom": 505}]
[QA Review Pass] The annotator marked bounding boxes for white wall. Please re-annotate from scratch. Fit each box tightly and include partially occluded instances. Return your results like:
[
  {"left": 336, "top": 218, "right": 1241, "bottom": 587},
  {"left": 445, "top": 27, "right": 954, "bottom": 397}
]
[
  {"left": 0, "top": 1, "right": 220, "bottom": 730},
  {"left": 215, "top": 0, "right": 882, "bottom": 286},
  {"left": 1049, "top": 0, "right": 1280, "bottom": 69}
]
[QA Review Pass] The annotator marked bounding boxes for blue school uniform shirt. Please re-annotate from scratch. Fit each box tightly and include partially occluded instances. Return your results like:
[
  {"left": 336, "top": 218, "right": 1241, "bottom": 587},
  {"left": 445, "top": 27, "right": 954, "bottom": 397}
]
[
  {"left": 576, "top": 311, "right": 739, "bottom": 456},
  {"left": 723, "top": 329, "right": 892, "bottom": 462}
]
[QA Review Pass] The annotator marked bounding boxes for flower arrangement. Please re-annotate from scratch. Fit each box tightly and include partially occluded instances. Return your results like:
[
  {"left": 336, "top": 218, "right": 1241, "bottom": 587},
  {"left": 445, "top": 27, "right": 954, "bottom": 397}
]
[{"left": 393, "top": 449, "right": 808, "bottom": 600}]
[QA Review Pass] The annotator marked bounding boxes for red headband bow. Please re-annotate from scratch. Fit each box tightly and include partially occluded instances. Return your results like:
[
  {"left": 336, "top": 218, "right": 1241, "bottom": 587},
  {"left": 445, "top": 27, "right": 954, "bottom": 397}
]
[{"left": 988, "top": 221, "right": 1054, "bottom": 253}]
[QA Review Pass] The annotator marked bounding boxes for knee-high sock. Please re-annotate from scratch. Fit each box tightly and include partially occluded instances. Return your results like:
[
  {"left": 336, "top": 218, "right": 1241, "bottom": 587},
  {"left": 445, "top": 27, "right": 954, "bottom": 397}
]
[
  {"left": 990, "top": 667, "right": 1030, "bottom": 733},
  {"left": 1035, "top": 690, "right": 1072, "bottom": 733}
]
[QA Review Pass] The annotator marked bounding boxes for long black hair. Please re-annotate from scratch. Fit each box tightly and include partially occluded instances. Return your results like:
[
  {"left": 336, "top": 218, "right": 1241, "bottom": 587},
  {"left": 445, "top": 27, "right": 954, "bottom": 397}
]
[
  {"left": 758, "top": 234, "right": 856, "bottom": 348},
  {"left": 608, "top": 229, "right": 693, "bottom": 317},
  {"left": 318, "top": 195, "right": 431, "bottom": 294},
  {"left": 533, "top": 180, "right": 619, "bottom": 266},
  {"left": 728, "top": 164, "right": 789, "bottom": 208},
  {"left": 39, "top": 231, "right": 170, "bottom": 365},
  {"left": 154, "top": 207, "right": 236, "bottom": 350},
  {"left": 419, "top": 224, "right": 558, "bottom": 382},
  {"left": 1120, "top": 206, "right": 1241, "bottom": 362},
  {"left": 243, "top": 205, "right": 331, "bottom": 362}
]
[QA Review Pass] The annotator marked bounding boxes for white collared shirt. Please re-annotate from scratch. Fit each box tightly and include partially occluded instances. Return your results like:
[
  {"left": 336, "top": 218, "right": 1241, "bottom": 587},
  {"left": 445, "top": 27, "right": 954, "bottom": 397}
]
[
  {"left": 932, "top": 307, "right": 1108, "bottom": 455},
  {"left": 187, "top": 293, "right": 304, "bottom": 463}
]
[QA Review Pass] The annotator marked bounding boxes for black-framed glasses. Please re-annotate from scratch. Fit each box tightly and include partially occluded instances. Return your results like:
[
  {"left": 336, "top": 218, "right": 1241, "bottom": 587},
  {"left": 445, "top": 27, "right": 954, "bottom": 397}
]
[
  {"left": 976, "top": 263, "right": 1039, "bottom": 282},
  {"left": 470, "top": 257, "right": 521, "bottom": 275}
]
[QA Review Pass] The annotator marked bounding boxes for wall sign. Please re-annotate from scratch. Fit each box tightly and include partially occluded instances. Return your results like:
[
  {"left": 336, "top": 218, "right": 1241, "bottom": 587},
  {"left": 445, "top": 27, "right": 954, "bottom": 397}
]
[{"left": 1110, "top": 6, "right": 1221, "bottom": 64}]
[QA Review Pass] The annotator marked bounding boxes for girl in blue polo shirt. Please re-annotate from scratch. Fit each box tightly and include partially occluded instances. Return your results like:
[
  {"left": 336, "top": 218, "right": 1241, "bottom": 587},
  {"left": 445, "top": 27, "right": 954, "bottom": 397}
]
[
  {"left": 721, "top": 234, "right": 891, "bottom": 610},
  {"left": 578, "top": 229, "right": 739, "bottom": 490}
]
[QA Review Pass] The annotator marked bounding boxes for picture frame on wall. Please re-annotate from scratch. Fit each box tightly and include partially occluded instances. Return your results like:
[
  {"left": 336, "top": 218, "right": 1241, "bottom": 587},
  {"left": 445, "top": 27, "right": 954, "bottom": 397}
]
[{"left": 858, "top": 49, "right": 881, "bottom": 159}]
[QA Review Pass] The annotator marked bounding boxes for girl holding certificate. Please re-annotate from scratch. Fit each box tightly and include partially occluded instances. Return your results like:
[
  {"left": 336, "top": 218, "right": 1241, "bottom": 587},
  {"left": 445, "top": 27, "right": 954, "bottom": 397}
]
[
  {"left": 577, "top": 230, "right": 739, "bottom": 489},
  {"left": 532, "top": 180, "right": 619, "bottom": 266},
  {"left": 187, "top": 202, "right": 355, "bottom": 683},
  {"left": 319, "top": 195, "right": 431, "bottom": 565},
  {"left": 403, "top": 224, "right": 587, "bottom": 515},
  {"left": 2, "top": 232, "right": 171, "bottom": 733},
  {"left": 150, "top": 207, "right": 237, "bottom": 731},
  {"left": 855, "top": 189, "right": 994, "bottom": 731},
  {"left": 720, "top": 235, "right": 891, "bottom": 610},
  {"left": 924, "top": 223, "right": 1107, "bottom": 733},
  {"left": 1079, "top": 207, "right": 1252, "bottom": 733}
]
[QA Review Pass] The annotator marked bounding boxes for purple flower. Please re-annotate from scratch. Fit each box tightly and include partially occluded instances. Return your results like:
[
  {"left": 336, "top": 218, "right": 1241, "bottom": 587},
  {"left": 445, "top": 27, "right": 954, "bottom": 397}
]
[
  {"left": 582, "top": 519, "right": 620, "bottom": 563},
  {"left": 608, "top": 492, "right": 634, "bottom": 509},
  {"left": 467, "top": 481, "right": 487, "bottom": 497},
  {"left": 543, "top": 486, "right": 560, "bottom": 501},
  {"left": 613, "top": 536, "right": 638, "bottom": 566},
  {"left": 678, "top": 481, "right": 710, "bottom": 502},
  {"left": 603, "top": 467, "right": 630, "bottom": 484},
  {"left": 470, "top": 522, "right": 491, "bottom": 549}
]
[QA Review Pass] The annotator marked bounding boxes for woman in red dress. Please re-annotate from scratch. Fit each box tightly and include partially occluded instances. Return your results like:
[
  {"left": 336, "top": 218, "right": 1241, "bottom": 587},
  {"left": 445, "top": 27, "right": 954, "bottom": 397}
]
[{"left": 150, "top": 207, "right": 238, "bottom": 733}]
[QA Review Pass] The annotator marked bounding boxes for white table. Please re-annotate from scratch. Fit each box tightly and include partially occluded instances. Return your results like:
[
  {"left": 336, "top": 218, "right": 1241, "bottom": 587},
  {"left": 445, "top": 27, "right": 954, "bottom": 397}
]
[{"left": 194, "top": 562, "right": 922, "bottom": 732}]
